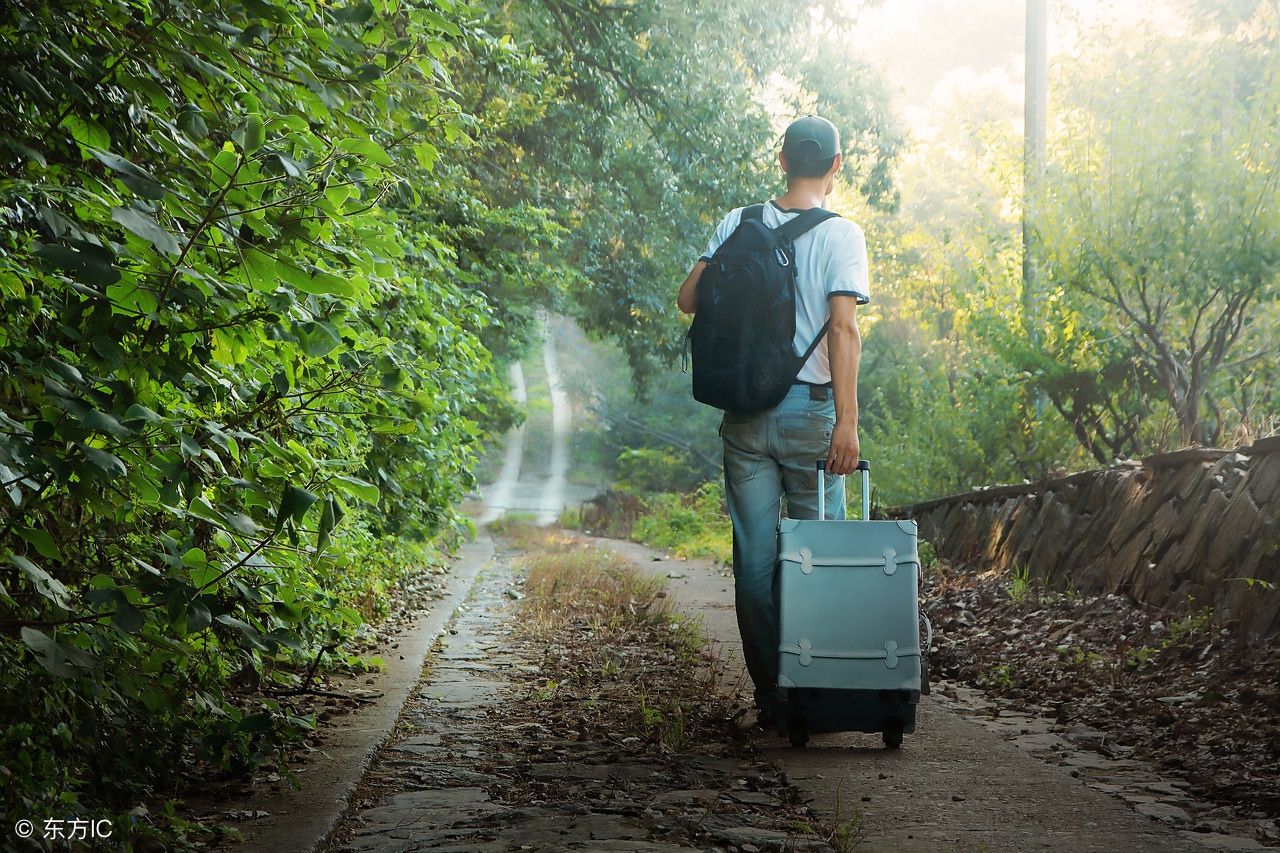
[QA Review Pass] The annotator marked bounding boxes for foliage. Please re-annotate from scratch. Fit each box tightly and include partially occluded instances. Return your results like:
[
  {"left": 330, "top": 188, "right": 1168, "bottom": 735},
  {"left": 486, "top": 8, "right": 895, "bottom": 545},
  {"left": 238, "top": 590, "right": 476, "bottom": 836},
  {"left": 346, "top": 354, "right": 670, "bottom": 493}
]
[
  {"left": 464, "top": 0, "right": 903, "bottom": 390},
  {"left": 851, "top": 88, "right": 1084, "bottom": 505},
  {"left": 630, "top": 482, "right": 731, "bottom": 565},
  {"left": 1033, "top": 4, "right": 1280, "bottom": 449},
  {"left": 614, "top": 447, "right": 699, "bottom": 495},
  {"left": 0, "top": 0, "right": 552, "bottom": 834}
]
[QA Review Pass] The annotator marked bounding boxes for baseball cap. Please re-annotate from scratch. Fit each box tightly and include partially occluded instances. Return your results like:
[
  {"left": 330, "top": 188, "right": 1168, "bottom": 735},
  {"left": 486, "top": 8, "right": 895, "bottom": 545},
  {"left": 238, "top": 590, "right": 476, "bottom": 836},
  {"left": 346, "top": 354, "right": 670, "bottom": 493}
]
[{"left": 782, "top": 115, "right": 841, "bottom": 162}]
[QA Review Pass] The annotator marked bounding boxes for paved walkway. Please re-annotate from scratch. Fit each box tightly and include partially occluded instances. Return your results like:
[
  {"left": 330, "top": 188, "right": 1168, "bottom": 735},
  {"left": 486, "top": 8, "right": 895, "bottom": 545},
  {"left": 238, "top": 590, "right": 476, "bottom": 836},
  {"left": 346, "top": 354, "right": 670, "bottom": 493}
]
[
  {"left": 207, "top": 528, "right": 1266, "bottom": 853},
  {"left": 592, "top": 538, "right": 1263, "bottom": 853},
  {"left": 478, "top": 323, "right": 599, "bottom": 526}
]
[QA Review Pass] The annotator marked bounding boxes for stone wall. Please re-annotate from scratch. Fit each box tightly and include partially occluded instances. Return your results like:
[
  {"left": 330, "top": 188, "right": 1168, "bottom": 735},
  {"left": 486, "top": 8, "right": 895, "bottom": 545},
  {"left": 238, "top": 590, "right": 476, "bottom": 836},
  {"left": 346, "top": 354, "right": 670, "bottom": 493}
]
[{"left": 891, "top": 437, "right": 1280, "bottom": 637}]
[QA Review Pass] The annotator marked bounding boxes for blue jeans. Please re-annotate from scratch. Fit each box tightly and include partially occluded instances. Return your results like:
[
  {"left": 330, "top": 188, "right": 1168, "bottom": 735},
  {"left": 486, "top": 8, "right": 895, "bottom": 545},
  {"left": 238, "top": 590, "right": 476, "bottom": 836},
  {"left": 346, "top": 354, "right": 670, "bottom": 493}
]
[{"left": 721, "top": 384, "right": 845, "bottom": 709}]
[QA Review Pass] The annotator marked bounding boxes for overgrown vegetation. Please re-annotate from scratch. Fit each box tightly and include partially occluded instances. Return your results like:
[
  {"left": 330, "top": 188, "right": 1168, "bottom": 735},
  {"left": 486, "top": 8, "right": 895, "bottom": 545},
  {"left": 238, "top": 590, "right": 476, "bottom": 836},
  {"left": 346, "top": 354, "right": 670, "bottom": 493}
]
[
  {"left": 508, "top": 523, "right": 725, "bottom": 748},
  {"left": 0, "top": 0, "right": 538, "bottom": 837}
]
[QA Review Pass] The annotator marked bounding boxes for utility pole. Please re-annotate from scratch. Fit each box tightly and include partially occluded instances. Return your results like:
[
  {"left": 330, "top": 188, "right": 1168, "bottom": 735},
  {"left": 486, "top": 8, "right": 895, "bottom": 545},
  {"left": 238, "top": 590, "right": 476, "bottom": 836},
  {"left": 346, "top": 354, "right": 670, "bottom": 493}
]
[
  {"left": 1025, "top": 0, "right": 1048, "bottom": 421},
  {"left": 1024, "top": 0, "right": 1047, "bottom": 304}
]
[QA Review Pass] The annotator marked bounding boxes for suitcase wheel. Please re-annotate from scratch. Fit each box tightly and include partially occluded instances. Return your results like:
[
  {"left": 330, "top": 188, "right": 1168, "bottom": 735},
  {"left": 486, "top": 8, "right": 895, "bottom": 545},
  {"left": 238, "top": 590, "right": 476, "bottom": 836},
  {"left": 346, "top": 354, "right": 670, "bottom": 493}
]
[
  {"left": 882, "top": 717, "right": 904, "bottom": 749},
  {"left": 788, "top": 714, "right": 809, "bottom": 748}
]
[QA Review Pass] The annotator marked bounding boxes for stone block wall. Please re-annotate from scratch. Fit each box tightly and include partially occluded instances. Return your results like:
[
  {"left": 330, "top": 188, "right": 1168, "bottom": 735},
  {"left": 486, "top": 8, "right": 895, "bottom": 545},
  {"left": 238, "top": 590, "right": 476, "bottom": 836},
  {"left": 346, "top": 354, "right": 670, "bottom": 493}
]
[{"left": 891, "top": 437, "right": 1280, "bottom": 636}]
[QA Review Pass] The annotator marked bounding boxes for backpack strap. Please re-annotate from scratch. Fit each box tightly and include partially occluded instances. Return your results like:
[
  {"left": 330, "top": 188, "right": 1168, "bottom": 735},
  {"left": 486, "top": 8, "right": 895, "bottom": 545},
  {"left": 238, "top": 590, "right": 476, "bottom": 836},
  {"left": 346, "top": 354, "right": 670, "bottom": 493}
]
[
  {"left": 776, "top": 207, "right": 841, "bottom": 363},
  {"left": 774, "top": 207, "right": 840, "bottom": 242},
  {"left": 742, "top": 204, "right": 765, "bottom": 223}
]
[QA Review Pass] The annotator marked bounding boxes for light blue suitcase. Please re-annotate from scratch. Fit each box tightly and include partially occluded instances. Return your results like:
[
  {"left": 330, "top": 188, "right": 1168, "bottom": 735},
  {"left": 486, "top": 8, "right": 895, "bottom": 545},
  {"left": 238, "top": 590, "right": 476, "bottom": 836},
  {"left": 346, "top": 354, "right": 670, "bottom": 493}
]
[{"left": 775, "top": 461, "right": 931, "bottom": 748}]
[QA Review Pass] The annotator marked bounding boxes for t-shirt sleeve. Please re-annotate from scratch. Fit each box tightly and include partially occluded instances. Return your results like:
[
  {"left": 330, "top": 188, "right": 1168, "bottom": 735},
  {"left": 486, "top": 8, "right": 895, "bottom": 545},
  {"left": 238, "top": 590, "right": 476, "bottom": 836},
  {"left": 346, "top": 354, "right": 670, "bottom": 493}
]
[
  {"left": 699, "top": 208, "right": 744, "bottom": 261},
  {"left": 824, "top": 221, "right": 870, "bottom": 304}
]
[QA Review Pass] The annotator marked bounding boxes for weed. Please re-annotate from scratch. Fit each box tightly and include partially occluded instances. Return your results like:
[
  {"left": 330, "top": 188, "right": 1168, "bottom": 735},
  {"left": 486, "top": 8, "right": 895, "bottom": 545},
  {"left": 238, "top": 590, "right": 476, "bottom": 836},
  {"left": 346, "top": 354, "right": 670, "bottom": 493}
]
[
  {"left": 1126, "top": 597, "right": 1217, "bottom": 669},
  {"left": 488, "top": 513, "right": 544, "bottom": 551},
  {"left": 918, "top": 540, "right": 939, "bottom": 572},
  {"left": 1167, "top": 597, "right": 1215, "bottom": 644},
  {"left": 980, "top": 664, "right": 1016, "bottom": 689},
  {"left": 1006, "top": 565, "right": 1036, "bottom": 604},
  {"left": 512, "top": 531, "right": 731, "bottom": 751},
  {"left": 630, "top": 482, "right": 732, "bottom": 565},
  {"left": 795, "top": 777, "right": 867, "bottom": 852},
  {"left": 531, "top": 679, "right": 559, "bottom": 701},
  {"left": 558, "top": 505, "right": 582, "bottom": 529}
]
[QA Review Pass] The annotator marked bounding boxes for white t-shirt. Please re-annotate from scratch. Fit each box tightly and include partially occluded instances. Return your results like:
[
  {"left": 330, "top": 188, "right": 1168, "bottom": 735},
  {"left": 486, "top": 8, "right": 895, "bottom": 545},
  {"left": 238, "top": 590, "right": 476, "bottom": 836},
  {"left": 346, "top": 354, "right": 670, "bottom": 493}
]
[{"left": 700, "top": 200, "right": 870, "bottom": 385}]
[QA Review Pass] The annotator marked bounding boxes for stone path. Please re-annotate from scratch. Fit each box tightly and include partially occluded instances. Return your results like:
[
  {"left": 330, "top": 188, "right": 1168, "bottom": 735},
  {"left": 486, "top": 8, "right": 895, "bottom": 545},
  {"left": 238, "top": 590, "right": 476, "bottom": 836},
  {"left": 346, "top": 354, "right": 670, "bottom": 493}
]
[
  {"left": 330, "top": 551, "right": 823, "bottom": 853},
  {"left": 319, "top": 533, "right": 1268, "bottom": 853},
  {"left": 479, "top": 322, "right": 600, "bottom": 526}
]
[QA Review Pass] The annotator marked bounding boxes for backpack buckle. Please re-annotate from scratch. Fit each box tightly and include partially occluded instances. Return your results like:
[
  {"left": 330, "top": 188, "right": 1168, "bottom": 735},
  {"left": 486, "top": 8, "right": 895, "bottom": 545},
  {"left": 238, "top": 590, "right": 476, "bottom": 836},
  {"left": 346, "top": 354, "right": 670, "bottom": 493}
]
[{"left": 774, "top": 247, "right": 790, "bottom": 267}]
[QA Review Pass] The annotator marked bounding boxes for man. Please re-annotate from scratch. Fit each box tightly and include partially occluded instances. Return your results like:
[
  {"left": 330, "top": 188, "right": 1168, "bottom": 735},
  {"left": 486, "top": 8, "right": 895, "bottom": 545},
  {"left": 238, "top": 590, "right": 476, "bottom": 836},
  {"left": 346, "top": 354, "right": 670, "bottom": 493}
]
[{"left": 676, "top": 115, "right": 869, "bottom": 723}]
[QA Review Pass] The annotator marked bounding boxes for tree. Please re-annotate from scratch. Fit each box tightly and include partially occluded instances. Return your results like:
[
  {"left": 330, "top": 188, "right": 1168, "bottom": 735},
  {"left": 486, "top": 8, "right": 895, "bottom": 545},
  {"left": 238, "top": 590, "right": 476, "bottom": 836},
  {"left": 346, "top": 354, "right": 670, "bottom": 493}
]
[
  {"left": 1035, "top": 4, "right": 1280, "bottom": 448},
  {"left": 461, "top": 0, "right": 904, "bottom": 390},
  {"left": 0, "top": 0, "right": 550, "bottom": 832}
]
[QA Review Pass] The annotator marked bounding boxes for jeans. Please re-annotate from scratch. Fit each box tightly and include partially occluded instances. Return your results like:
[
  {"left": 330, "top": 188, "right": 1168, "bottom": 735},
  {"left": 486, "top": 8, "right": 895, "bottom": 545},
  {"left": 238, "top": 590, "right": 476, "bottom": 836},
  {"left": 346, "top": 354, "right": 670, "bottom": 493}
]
[{"left": 721, "top": 384, "right": 845, "bottom": 709}]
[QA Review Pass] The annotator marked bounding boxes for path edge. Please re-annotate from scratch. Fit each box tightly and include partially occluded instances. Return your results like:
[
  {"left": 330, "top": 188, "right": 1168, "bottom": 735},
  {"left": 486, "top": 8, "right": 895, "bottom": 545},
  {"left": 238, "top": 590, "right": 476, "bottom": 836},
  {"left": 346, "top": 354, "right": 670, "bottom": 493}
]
[{"left": 226, "top": 534, "right": 495, "bottom": 853}]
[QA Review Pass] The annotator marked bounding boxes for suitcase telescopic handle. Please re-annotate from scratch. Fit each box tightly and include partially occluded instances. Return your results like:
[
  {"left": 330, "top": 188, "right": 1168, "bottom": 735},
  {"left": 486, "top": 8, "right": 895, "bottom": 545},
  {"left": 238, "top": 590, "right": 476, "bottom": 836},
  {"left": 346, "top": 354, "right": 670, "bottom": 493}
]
[{"left": 816, "top": 459, "right": 871, "bottom": 520}]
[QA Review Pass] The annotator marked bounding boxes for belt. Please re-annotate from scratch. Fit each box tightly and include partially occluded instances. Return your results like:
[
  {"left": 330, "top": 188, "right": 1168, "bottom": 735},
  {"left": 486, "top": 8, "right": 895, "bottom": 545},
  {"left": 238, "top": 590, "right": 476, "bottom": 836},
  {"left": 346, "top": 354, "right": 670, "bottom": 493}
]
[{"left": 794, "top": 381, "right": 832, "bottom": 401}]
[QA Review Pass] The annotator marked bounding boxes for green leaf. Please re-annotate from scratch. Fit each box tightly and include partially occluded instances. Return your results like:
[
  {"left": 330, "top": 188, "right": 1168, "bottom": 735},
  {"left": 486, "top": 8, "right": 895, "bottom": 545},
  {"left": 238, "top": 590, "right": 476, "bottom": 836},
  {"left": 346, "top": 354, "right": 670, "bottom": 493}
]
[
  {"left": 79, "top": 408, "right": 134, "bottom": 437},
  {"left": 188, "top": 564, "right": 221, "bottom": 589},
  {"left": 315, "top": 496, "right": 337, "bottom": 554},
  {"left": 242, "top": 114, "right": 265, "bottom": 154},
  {"left": 187, "top": 497, "right": 227, "bottom": 527},
  {"left": 241, "top": 247, "right": 281, "bottom": 292},
  {"left": 60, "top": 115, "right": 110, "bottom": 152},
  {"left": 15, "top": 527, "right": 63, "bottom": 562},
  {"left": 112, "top": 206, "right": 181, "bottom": 255},
  {"left": 33, "top": 242, "right": 121, "bottom": 287},
  {"left": 180, "top": 433, "right": 202, "bottom": 459},
  {"left": 211, "top": 147, "right": 240, "bottom": 188},
  {"left": 20, "top": 628, "right": 99, "bottom": 679},
  {"left": 331, "top": 475, "right": 380, "bottom": 504},
  {"left": 216, "top": 615, "right": 274, "bottom": 652},
  {"left": 186, "top": 599, "right": 212, "bottom": 633},
  {"left": 278, "top": 262, "right": 355, "bottom": 297},
  {"left": 296, "top": 320, "right": 342, "bottom": 356},
  {"left": 86, "top": 148, "right": 166, "bottom": 200},
  {"left": 238, "top": 712, "right": 275, "bottom": 734},
  {"left": 112, "top": 599, "right": 146, "bottom": 634},
  {"left": 271, "top": 601, "right": 303, "bottom": 623},
  {"left": 182, "top": 548, "right": 208, "bottom": 568},
  {"left": 10, "top": 554, "right": 73, "bottom": 610},
  {"left": 268, "top": 627, "right": 304, "bottom": 651},
  {"left": 336, "top": 137, "right": 392, "bottom": 166},
  {"left": 77, "top": 443, "right": 128, "bottom": 479},
  {"left": 123, "top": 404, "right": 164, "bottom": 425},
  {"left": 333, "top": 1, "right": 374, "bottom": 24},
  {"left": 225, "top": 512, "right": 262, "bottom": 536},
  {"left": 275, "top": 484, "right": 319, "bottom": 532}
]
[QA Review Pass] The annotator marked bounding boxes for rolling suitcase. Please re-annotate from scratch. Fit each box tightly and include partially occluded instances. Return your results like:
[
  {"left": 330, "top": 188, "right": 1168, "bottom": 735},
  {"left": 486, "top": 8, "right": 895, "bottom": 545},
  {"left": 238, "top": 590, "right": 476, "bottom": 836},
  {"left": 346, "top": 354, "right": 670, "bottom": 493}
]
[{"left": 775, "top": 460, "right": 931, "bottom": 748}]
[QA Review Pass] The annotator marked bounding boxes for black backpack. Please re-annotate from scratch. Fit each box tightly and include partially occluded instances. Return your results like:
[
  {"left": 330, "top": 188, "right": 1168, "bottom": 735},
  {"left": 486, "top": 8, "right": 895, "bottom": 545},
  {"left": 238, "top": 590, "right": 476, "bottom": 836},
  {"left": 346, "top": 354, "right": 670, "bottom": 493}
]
[{"left": 688, "top": 204, "right": 840, "bottom": 413}]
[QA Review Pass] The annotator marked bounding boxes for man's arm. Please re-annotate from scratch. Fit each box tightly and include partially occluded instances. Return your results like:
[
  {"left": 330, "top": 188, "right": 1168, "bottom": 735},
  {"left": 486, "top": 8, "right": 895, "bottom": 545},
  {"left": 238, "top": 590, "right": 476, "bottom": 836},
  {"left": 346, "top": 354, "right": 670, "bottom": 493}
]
[
  {"left": 825, "top": 293, "right": 861, "bottom": 476},
  {"left": 677, "top": 260, "right": 707, "bottom": 314}
]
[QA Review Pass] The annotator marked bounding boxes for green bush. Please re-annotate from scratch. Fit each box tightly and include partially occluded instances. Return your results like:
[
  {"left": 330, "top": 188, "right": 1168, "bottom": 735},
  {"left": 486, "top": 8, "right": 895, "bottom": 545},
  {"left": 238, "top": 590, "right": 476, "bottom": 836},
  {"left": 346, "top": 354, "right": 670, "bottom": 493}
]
[
  {"left": 0, "top": 0, "right": 548, "bottom": 838},
  {"left": 631, "top": 482, "right": 732, "bottom": 565}
]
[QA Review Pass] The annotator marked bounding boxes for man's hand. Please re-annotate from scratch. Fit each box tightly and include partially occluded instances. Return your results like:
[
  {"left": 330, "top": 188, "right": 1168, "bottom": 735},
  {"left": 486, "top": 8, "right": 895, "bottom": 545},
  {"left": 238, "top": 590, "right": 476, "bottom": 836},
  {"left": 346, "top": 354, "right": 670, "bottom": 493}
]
[{"left": 826, "top": 419, "right": 860, "bottom": 476}]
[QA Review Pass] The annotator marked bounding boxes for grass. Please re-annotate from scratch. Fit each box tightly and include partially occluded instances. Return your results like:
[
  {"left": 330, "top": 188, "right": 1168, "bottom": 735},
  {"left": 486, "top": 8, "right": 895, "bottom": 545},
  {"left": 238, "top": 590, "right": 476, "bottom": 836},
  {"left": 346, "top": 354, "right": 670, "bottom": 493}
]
[
  {"left": 792, "top": 777, "right": 868, "bottom": 851},
  {"left": 497, "top": 520, "right": 729, "bottom": 749},
  {"left": 629, "top": 482, "right": 732, "bottom": 565},
  {"left": 1005, "top": 565, "right": 1037, "bottom": 604}
]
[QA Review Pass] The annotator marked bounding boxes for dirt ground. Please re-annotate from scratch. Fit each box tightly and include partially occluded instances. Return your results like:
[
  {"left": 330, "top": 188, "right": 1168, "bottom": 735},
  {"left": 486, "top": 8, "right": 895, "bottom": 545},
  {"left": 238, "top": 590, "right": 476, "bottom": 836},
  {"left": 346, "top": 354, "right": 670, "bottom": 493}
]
[{"left": 927, "top": 563, "right": 1280, "bottom": 845}]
